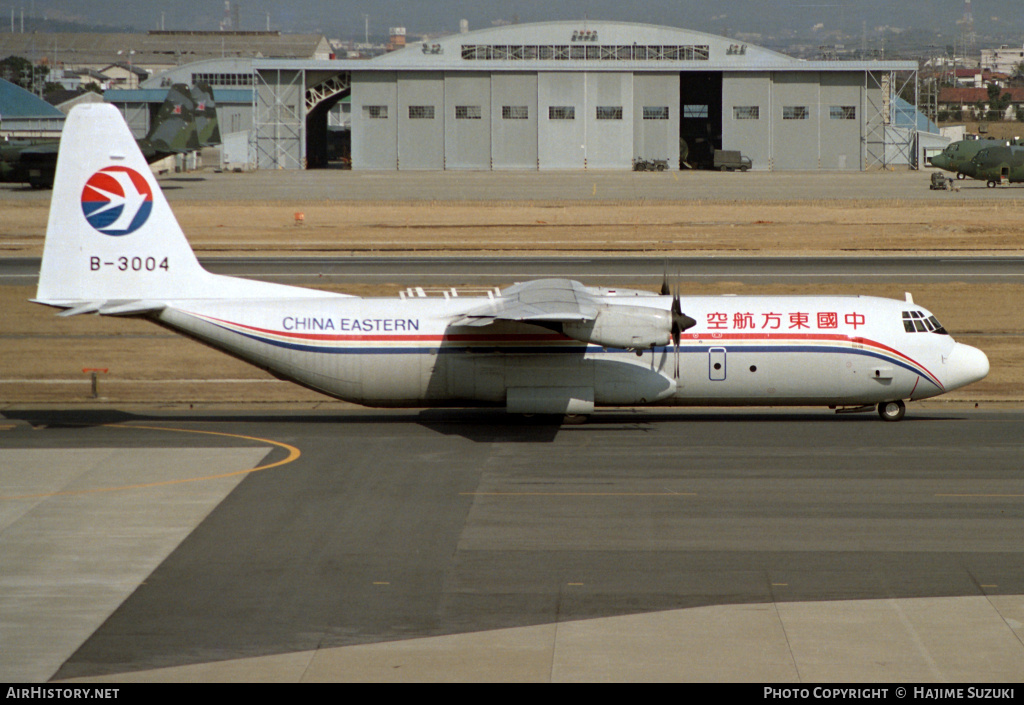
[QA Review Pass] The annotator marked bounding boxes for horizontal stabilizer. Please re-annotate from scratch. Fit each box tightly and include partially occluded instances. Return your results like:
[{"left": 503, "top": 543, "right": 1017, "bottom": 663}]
[
  {"left": 96, "top": 300, "right": 167, "bottom": 316},
  {"left": 40, "top": 299, "right": 167, "bottom": 316},
  {"left": 53, "top": 301, "right": 103, "bottom": 317}
]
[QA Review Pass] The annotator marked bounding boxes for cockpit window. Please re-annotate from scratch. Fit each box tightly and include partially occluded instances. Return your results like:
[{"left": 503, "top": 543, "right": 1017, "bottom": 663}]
[{"left": 902, "top": 311, "right": 948, "bottom": 335}]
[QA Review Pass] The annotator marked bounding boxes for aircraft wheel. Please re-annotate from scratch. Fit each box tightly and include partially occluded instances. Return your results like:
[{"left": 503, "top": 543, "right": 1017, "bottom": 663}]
[
  {"left": 987, "top": 181, "right": 997, "bottom": 188},
  {"left": 957, "top": 173, "right": 965, "bottom": 180},
  {"left": 562, "top": 414, "right": 589, "bottom": 425},
  {"left": 877, "top": 400, "right": 906, "bottom": 422}
]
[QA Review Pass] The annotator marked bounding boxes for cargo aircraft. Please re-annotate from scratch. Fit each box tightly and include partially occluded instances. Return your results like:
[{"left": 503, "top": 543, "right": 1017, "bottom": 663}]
[
  {"left": 928, "top": 137, "right": 1013, "bottom": 179},
  {"left": 33, "top": 104, "right": 990, "bottom": 421}
]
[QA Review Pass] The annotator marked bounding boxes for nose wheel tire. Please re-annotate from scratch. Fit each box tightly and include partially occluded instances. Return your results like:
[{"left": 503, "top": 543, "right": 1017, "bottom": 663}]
[{"left": 878, "top": 400, "right": 906, "bottom": 422}]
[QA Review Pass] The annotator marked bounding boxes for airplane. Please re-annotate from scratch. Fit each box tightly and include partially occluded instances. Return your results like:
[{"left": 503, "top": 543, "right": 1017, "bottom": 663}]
[
  {"left": 1, "top": 83, "right": 215, "bottom": 188},
  {"left": 928, "top": 137, "right": 1013, "bottom": 179},
  {"left": 32, "top": 104, "right": 990, "bottom": 422},
  {"left": 969, "top": 143, "right": 1024, "bottom": 188}
]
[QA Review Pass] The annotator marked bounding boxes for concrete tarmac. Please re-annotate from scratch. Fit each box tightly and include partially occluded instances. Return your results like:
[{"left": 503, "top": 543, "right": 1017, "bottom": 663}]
[
  {"left": 3, "top": 168, "right": 1024, "bottom": 205},
  {"left": 1, "top": 407, "right": 1022, "bottom": 682}
]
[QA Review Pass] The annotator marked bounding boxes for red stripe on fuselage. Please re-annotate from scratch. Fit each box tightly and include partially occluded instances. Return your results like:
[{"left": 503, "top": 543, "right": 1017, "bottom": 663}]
[{"left": 188, "top": 311, "right": 943, "bottom": 387}]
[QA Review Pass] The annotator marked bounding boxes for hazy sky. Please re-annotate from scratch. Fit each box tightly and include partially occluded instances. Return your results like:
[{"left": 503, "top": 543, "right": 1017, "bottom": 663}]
[{"left": 8, "top": 0, "right": 1024, "bottom": 37}]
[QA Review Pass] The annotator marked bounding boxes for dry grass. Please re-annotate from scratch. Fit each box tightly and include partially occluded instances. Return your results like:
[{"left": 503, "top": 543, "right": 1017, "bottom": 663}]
[{"left": 3, "top": 199, "right": 1024, "bottom": 257}]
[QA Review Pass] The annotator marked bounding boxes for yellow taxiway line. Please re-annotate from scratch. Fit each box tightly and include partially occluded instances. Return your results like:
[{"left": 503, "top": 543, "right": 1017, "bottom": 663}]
[{"left": 0, "top": 423, "right": 301, "bottom": 500}]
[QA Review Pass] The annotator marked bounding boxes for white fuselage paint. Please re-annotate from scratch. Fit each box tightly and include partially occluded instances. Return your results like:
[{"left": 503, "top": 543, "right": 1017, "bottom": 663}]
[{"left": 155, "top": 293, "right": 979, "bottom": 409}]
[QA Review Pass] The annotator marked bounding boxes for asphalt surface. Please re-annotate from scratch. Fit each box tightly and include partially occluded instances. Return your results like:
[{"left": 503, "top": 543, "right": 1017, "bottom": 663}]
[
  {"left": 2, "top": 167, "right": 1024, "bottom": 204},
  {"left": 3, "top": 166, "right": 1022, "bottom": 682},
  {"left": 2, "top": 408, "right": 1023, "bottom": 681}
]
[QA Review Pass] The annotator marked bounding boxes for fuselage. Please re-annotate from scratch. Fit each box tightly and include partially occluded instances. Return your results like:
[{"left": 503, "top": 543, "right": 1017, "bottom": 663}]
[
  {"left": 155, "top": 292, "right": 988, "bottom": 409},
  {"left": 970, "top": 144, "right": 1024, "bottom": 184}
]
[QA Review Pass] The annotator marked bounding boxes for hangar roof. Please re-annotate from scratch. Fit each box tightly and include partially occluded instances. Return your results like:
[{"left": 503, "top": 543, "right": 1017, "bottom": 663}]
[
  {"left": 0, "top": 78, "right": 65, "bottom": 119},
  {"left": 257, "top": 20, "right": 916, "bottom": 73},
  {"left": 0, "top": 77, "right": 65, "bottom": 133}
]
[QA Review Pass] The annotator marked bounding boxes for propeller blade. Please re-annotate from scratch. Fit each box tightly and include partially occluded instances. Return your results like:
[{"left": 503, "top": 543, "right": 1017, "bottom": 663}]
[{"left": 660, "top": 266, "right": 696, "bottom": 380}]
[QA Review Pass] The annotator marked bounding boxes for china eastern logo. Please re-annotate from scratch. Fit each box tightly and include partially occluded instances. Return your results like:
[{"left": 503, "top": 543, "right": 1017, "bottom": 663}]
[{"left": 81, "top": 166, "right": 153, "bottom": 236}]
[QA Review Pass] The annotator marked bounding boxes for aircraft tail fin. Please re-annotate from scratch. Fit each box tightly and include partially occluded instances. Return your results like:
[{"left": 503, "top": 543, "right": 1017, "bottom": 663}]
[
  {"left": 35, "top": 103, "right": 210, "bottom": 309},
  {"left": 35, "top": 103, "right": 344, "bottom": 311},
  {"left": 149, "top": 83, "right": 200, "bottom": 154},
  {"left": 191, "top": 82, "right": 222, "bottom": 148}
]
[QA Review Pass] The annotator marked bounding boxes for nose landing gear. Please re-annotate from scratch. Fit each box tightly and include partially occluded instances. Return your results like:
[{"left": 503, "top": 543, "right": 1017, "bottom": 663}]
[{"left": 878, "top": 399, "right": 906, "bottom": 422}]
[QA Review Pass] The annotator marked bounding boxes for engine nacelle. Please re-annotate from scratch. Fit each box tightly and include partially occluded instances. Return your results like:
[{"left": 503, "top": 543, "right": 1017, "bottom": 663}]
[{"left": 562, "top": 305, "right": 672, "bottom": 349}]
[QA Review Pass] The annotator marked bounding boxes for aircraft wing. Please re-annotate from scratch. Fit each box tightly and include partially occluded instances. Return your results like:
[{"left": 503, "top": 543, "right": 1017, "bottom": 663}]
[{"left": 452, "top": 278, "right": 599, "bottom": 327}]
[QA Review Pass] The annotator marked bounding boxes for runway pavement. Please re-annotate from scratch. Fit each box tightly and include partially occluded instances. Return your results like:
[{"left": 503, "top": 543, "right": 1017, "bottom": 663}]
[{"left": 1, "top": 407, "right": 1022, "bottom": 682}]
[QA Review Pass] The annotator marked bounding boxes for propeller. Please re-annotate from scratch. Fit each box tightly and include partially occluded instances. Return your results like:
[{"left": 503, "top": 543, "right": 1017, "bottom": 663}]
[{"left": 662, "top": 272, "right": 697, "bottom": 379}]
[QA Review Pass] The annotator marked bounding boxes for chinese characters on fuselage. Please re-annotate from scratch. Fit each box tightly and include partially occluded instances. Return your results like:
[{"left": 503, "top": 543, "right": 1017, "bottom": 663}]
[{"left": 705, "top": 311, "right": 865, "bottom": 331}]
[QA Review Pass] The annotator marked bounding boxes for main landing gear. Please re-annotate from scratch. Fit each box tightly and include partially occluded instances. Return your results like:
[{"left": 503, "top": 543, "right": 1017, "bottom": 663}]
[{"left": 877, "top": 399, "right": 906, "bottom": 422}]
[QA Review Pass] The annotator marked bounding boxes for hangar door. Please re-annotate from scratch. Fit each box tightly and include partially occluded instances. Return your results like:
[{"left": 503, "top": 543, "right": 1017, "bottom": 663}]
[
  {"left": 679, "top": 71, "right": 722, "bottom": 168},
  {"left": 771, "top": 72, "right": 819, "bottom": 170},
  {"left": 490, "top": 73, "right": 538, "bottom": 169},
  {"left": 633, "top": 73, "right": 680, "bottom": 169},
  {"left": 397, "top": 72, "right": 444, "bottom": 170},
  {"left": 445, "top": 72, "right": 491, "bottom": 169},
  {"left": 538, "top": 72, "right": 634, "bottom": 170}
]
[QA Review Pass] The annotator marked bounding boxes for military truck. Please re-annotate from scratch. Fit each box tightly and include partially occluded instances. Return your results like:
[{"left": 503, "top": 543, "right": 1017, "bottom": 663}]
[{"left": 713, "top": 149, "right": 752, "bottom": 171}]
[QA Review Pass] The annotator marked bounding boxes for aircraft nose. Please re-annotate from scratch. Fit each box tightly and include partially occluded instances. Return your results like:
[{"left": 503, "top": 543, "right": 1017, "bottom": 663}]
[{"left": 944, "top": 343, "right": 989, "bottom": 391}]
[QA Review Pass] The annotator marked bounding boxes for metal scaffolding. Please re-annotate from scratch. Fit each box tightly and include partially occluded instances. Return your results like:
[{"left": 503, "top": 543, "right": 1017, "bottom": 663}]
[
  {"left": 863, "top": 68, "right": 920, "bottom": 170},
  {"left": 252, "top": 68, "right": 351, "bottom": 169},
  {"left": 253, "top": 68, "right": 305, "bottom": 169}
]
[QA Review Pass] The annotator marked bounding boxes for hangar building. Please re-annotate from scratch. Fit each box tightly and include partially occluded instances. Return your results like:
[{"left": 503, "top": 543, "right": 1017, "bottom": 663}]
[{"left": 126, "top": 21, "right": 923, "bottom": 171}]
